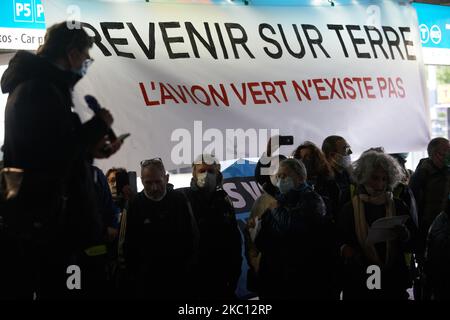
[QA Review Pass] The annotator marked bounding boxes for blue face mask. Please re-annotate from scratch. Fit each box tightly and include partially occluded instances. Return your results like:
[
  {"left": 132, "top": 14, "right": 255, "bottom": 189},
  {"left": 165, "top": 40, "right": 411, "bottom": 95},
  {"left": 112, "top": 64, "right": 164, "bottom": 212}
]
[
  {"left": 277, "top": 177, "right": 295, "bottom": 194},
  {"left": 72, "top": 59, "right": 93, "bottom": 78}
]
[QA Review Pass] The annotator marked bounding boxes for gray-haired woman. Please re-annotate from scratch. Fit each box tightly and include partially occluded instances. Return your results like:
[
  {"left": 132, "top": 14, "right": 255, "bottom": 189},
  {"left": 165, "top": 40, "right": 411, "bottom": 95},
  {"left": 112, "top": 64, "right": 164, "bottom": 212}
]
[{"left": 338, "top": 151, "right": 416, "bottom": 300}]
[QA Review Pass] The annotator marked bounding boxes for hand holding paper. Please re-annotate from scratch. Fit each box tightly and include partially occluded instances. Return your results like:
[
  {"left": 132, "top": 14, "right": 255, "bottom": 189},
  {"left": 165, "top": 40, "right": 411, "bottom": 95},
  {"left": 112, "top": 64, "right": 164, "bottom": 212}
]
[{"left": 366, "top": 215, "right": 410, "bottom": 245}]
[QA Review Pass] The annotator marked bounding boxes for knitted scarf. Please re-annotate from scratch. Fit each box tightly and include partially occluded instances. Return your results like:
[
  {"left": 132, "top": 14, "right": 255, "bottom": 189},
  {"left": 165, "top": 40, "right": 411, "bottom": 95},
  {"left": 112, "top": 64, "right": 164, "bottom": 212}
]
[{"left": 352, "top": 191, "right": 396, "bottom": 266}]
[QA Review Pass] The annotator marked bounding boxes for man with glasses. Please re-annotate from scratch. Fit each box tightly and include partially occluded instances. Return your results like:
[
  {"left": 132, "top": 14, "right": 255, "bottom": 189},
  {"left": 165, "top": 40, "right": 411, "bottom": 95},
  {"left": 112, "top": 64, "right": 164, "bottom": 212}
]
[
  {"left": 0, "top": 22, "right": 120, "bottom": 299},
  {"left": 180, "top": 154, "right": 242, "bottom": 299},
  {"left": 123, "top": 158, "right": 194, "bottom": 299}
]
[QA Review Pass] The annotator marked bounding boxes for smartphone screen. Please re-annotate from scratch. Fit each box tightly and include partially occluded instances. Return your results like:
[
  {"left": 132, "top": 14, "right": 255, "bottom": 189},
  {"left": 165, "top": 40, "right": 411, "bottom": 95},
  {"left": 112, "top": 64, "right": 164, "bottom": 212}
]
[{"left": 279, "top": 135, "right": 294, "bottom": 146}]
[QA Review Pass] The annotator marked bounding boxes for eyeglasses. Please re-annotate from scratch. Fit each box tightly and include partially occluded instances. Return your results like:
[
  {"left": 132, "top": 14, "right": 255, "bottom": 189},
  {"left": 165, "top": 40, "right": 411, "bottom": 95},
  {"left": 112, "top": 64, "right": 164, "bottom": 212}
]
[{"left": 140, "top": 157, "right": 163, "bottom": 167}]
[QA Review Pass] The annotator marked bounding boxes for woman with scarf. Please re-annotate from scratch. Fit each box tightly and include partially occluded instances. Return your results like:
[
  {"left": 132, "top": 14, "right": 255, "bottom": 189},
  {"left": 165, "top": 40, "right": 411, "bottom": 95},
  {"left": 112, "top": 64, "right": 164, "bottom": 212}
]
[{"left": 338, "top": 151, "right": 416, "bottom": 300}]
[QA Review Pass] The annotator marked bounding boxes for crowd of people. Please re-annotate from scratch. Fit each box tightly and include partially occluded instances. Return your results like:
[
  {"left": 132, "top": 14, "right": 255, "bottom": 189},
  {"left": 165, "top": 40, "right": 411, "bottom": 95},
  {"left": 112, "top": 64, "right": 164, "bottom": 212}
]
[{"left": 1, "top": 22, "right": 450, "bottom": 301}]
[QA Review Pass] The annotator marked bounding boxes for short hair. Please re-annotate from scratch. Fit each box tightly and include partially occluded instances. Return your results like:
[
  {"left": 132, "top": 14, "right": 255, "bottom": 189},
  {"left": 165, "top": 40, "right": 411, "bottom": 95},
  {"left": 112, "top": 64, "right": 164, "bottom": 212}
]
[
  {"left": 352, "top": 151, "right": 404, "bottom": 190},
  {"left": 37, "top": 22, "right": 93, "bottom": 60},
  {"left": 427, "top": 137, "right": 449, "bottom": 157},
  {"left": 141, "top": 158, "right": 166, "bottom": 176},
  {"left": 192, "top": 154, "right": 221, "bottom": 172},
  {"left": 279, "top": 158, "right": 307, "bottom": 180},
  {"left": 105, "top": 167, "right": 127, "bottom": 179},
  {"left": 322, "top": 135, "right": 344, "bottom": 158}
]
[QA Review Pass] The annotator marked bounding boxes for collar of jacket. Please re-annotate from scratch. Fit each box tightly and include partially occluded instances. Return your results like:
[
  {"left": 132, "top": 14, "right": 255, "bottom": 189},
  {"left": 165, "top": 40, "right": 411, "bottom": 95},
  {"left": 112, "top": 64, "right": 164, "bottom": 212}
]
[
  {"left": 276, "top": 183, "right": 312, "bottom": 207},
  {"left": 1, "top": 50, "right": 81, "bottom": 95}
]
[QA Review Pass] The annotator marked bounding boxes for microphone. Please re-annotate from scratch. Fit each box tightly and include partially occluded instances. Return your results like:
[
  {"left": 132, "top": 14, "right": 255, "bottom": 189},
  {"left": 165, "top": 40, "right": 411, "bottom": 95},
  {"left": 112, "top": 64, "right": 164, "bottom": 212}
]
[
  {"left": 84, "top": 95, "right": 117, "bottom": 140},
  {"left": 85, "top": 94, "right": 102, "bottom": 113}
]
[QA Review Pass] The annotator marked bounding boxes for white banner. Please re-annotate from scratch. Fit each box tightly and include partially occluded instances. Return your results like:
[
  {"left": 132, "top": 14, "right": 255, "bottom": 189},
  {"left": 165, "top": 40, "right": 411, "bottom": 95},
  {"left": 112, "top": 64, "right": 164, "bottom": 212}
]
[{"left": 42, "top": 0, "right": 430, "bottom": 173}]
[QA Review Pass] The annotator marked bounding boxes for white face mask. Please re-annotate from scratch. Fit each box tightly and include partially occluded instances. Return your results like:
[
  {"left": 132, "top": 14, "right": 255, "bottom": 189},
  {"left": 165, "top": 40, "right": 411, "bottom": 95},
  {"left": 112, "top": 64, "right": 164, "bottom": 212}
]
[
  {"left": 336, "top": 154, "right": 352, "bottom": 169},
  {"left": 196, "top": 172, "right": 217, "bottom": 192},
  {"left": 72, "top": 58, "right": 92, "bottom": 78}
]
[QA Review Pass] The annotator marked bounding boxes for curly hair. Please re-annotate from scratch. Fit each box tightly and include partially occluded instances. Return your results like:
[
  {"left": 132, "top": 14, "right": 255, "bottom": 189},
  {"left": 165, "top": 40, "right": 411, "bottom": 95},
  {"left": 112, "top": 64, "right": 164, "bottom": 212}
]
[
  {"left": 293, "top": 141, "right": 334, "bottom": 179},
  {"left": 352, "top": 151, "right": 404, "bottom": 190}
]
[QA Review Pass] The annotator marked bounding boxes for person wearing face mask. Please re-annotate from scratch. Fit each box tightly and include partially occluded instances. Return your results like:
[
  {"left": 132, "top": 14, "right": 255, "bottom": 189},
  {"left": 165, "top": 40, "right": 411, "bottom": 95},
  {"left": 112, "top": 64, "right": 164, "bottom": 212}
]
[
  {"left": 292, "top": 141, "right": 343, "bottom": 299},
  {"left": 0, "top": 22, "right": 121, "bottom": 300},
  {"left": 179, "top": 154, "right": 242, "bottom": 300},
  {"left": 255, "top": 158, "right": 335, "bottom": 300},
  {"left": 338, "top": 152, "right": 417, "bottom": 300},
  {"left": 123, "top": 158, "right": 194, "bottom": 299},
  {"left": 409, "top": 138, "right": 450, "bottom": 277},
  {"left": 322, "top": 135, "right": 353, "bottom": 212}
]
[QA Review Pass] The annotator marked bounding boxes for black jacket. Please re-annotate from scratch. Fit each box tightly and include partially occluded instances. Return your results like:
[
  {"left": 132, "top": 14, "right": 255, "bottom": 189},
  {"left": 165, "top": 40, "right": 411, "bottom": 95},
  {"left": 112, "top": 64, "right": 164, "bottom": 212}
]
[
  {"left": 333, "top": 168, "right": 353, "bottom": 212},
  {"left": 409, "top": 158, "right": 450, "bottom": 231},
  {"left": 309, "top": 175, "right": 340, "bottom": 222},
  {"left": 337, "top": 193, "right": 415, "bottom": 300},
  {"left": 1, "top": 51, "right": 109, "bottom": 250},
  {"left": 255, "top": 185, "right": 335, "bottom": 299},
  {"left": 124, "top": 186, "right": 194, "bottom": 299},
  {"left": 180, "top": 183, "right": 242, "bottom": 299},
  {"left": 425, "top": 210, "right": 450, "bottom": 300}
]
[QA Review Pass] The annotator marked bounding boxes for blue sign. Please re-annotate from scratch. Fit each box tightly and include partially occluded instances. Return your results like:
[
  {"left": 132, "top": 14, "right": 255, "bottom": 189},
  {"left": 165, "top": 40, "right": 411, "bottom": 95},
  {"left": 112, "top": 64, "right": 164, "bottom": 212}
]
[
  {"left": 222, "top": 159, "right": 260, "bottom": 299},
  {"left": 0, "top": 0, "right": 45, "bottom": 29},
  {"left": 413, "top": 3, "right": 450, "bottom": 50}
]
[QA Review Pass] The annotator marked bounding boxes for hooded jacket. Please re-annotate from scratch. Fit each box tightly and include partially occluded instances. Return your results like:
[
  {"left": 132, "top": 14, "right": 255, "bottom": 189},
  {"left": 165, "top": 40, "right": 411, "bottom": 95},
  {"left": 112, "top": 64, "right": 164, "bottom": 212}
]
[{"left": 1, "top": 51, "right": 109, "bottom": 249}]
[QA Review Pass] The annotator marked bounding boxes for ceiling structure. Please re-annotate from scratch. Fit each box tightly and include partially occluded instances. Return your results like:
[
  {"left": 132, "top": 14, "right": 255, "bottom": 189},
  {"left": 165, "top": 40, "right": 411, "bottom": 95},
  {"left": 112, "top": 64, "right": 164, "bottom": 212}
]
[{"left": 414, "top": 0, "right": 450, "bottom": 5}]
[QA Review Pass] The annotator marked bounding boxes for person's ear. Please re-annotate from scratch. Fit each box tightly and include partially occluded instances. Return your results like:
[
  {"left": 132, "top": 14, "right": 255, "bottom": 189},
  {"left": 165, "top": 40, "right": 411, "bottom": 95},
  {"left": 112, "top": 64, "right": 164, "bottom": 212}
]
[{"left": 165, "top": 174, "right": 169, "bottom": 184}]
